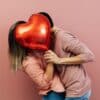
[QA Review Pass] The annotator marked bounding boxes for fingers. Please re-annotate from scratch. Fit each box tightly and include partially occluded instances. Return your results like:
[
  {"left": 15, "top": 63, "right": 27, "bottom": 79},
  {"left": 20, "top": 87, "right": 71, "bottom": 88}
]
[
  {"left": 44, "top": 54, "right": 53, "bottom": 58},
  {"left": 44, "top": 53, "right": 51, "bottom": 57},
  {"left": 44, "top": 53, "right": 53, "bottom": 63},
  {"left": 44, "top": 50, "right": 53, "bottom": 58},
  {"left": 45, "top": 50, "right": 54, "bottom": 55},
  {"left": 44, "top": 50, "right": 56, "bottom": 63},
  {"left": 44, "top": 54, "right": 52, "bottom": 60},
  {"left": 44, "top": 50, "right": 55, "bottom": 58}
]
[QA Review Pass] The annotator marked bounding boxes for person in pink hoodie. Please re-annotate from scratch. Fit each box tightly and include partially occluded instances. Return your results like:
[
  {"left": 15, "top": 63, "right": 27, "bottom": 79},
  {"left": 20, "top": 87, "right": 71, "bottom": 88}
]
[
  {"left": 8, "top": 20, "right": 65, "bottom": 100},
  {"left": 40, "top": 12, "right": 94, "bottom": 100}
]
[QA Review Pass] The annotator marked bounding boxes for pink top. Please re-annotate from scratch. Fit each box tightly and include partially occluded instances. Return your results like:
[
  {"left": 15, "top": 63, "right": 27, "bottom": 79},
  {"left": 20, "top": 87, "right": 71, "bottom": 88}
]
[
  {"left": 53, "top": 27, "right": 94, "bottom": 97},
  {"left": 22, "top": 55, "right": 65, "bottom": 95}
]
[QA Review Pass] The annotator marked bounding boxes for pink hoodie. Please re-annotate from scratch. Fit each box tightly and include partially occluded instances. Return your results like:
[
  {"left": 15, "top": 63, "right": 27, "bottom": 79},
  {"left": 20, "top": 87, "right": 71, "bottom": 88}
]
[{"left": 22, "top": 55, "right": 65, "bottom": 95}]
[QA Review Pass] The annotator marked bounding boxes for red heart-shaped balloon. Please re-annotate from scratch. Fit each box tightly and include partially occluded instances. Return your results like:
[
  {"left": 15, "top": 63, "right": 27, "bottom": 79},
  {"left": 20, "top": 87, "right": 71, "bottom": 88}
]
[{"left": 14, "top": 14, "right": 51, "bottom": 50}]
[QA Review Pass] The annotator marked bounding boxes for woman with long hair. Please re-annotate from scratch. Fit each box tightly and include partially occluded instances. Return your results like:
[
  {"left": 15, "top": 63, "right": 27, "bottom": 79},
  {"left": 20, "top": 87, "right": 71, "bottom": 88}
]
[{"left": 8, "top": 19, "right": 65, "bottom": 100}]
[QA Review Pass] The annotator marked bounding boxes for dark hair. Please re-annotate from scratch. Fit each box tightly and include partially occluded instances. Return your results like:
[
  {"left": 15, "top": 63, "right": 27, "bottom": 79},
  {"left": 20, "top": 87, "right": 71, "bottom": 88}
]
[
  {"left": 39, "top": 12, "right": 54, "bottom": 28},
  {"left": 38, "top": 12, "right": 55, "bottom": 50},
  {"left": 8, "top": 21, "right": 27, "bottom": 71},
  {"left": 8, "top": 21, "right": 26, "bottom": 54}
]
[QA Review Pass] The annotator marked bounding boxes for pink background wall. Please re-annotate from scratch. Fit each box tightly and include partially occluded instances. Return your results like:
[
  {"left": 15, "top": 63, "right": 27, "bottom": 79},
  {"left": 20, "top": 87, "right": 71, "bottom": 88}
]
[{"left": 0, "top": 0, "right": 99, "bottom": 100}]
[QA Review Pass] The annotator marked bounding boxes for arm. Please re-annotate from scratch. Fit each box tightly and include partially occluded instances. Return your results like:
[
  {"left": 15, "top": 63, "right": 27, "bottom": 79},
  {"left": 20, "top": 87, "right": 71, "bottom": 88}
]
[
  {"left": 45, "top": 63, "right": 54, "bottom": 81},
  {"left": 56, "top": 55, "right": 91, "bottom": 65},
  {"left": 44, "top": 32, "right": 95, "bottom": 65},
  {"left": 22, "top": 56, "right": 54, "bottom": 89},
  {"left": 44, "top": 50, "right": 94, "bottom": 65},
  {"left": 61, "top": 32, "right": 95, "bottom": 64}
]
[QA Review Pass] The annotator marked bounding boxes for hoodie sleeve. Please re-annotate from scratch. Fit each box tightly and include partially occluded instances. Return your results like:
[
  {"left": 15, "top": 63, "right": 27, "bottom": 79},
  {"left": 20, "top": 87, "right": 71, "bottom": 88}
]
[
  {"left": 22, "top": 56, "right": 51, "bottom": 90},
  {"left": 61, "top": 31, "right": 95, "bottom": 63}
]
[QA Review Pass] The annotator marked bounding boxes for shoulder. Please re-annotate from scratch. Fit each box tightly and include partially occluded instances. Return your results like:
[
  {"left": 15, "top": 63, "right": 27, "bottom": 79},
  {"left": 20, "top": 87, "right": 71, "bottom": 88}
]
[
  {"left": 53, "top": 26, "right": 77, "bottom": 43},
  {"left": 53, "top": 26, "right": 76, "bottom": 38},
  {"left": 22, "top": 55, "right": 40, "bottom": 69},
  {"left": 24, "top": 56, "right": 38, "bottom": 63}
]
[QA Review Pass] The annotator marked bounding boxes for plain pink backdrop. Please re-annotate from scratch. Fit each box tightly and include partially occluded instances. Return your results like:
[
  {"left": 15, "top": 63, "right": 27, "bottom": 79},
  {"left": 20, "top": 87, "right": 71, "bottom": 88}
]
[{"left": 0, "top": 0, "right": 99, "bottom": 100}]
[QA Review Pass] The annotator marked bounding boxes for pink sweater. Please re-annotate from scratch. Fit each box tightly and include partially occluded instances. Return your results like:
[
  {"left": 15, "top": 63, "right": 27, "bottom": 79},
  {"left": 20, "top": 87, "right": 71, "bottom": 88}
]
[
  {"left": 22, "top": 55, "right": 65, "bottom": 95},
  {"left": 53, "top": 27, "right": 94, "bottom": 97}
]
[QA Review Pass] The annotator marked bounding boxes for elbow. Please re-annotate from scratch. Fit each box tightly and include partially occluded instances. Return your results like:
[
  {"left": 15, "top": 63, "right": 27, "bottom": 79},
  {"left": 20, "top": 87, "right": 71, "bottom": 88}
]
[
  {"left": 87, "top": 52, "right": 95, "bottom": 62},
  {"left": 90, "top": 53, "right": 95, "bottom": 62},
  {"left": 38, "top": 75, "right": 52, "bottom": 89},
  {"left": 38, "top": 81, "right": 51, "bottom": 90},
  {"left": 79, "top": 52, "right": 95, "bottom": 63}
]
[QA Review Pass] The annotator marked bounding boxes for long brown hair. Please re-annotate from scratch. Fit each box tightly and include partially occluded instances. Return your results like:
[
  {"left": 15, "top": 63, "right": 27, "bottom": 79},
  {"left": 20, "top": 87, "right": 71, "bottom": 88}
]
[{"left": 8, "top": 21, "right": 28, "bottom": 71}]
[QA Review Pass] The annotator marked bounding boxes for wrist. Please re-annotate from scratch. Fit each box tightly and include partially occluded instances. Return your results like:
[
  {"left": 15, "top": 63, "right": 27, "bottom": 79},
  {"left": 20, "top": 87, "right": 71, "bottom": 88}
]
[
  {"left": 57, "top": 57, "right": 63, "bottom": 64},
  {"left": 57, "top": 57, "right": 68, "bottom": 64},
  {"left": 48, "top": 63, "right": 53, "bottom": 68}
]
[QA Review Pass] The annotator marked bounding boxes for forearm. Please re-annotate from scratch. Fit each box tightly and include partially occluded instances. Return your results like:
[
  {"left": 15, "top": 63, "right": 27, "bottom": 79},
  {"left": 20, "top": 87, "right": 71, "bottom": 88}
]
[
  {"left": 45, "top": 63, "right": 54, "bottom": 81},
  {"left": 59, "top": 54, "right": 94, "bottom": 65}
]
